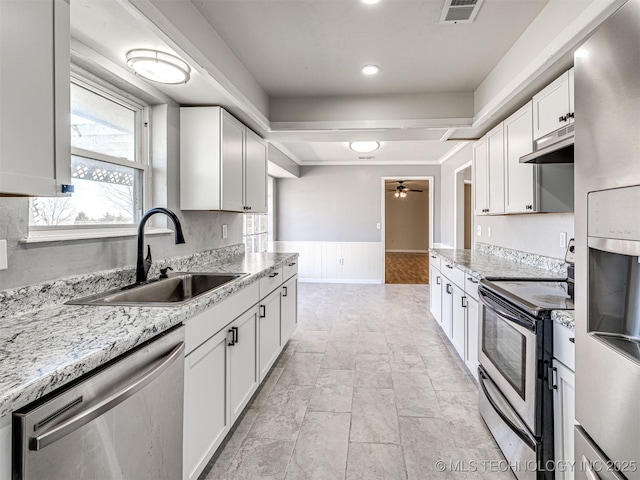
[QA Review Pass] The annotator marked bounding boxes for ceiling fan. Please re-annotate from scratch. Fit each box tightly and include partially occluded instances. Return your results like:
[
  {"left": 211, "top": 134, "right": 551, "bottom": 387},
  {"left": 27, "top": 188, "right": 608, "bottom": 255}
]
[{"left": 386, "top": 181, "right": 423, "bottom": 198}]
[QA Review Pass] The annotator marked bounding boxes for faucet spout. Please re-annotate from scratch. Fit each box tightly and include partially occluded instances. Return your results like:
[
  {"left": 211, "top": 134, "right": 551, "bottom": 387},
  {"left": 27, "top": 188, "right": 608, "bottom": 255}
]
[{"left": 136, "top": 208, "right": 186, "bottom": 284}]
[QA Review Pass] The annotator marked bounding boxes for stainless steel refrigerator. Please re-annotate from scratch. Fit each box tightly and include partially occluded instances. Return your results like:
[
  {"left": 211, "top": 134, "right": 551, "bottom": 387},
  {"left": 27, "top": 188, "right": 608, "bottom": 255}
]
[{"left": 574, "top": 1, "right": 640, "bottom": 479}]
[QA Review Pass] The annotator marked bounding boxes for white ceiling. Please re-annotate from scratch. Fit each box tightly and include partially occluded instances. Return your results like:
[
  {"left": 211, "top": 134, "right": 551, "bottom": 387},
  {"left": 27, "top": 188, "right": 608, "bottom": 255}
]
[
  {"left": 69, "top": 0, "right": 597, "bottom": 166},
  {"left": 191, "top": 0, "right": 548, "bottom": 97}
]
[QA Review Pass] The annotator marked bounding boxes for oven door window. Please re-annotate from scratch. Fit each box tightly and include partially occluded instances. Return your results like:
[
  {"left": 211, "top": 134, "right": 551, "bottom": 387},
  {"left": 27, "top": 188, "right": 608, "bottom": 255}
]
[{"left": 482, "top": 307, "right": 527, "bottom": 399}]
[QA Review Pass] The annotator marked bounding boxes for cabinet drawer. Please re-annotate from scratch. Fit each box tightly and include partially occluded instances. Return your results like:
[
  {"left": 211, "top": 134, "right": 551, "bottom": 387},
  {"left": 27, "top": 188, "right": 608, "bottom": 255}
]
[
  {"left": 184, "top": 281, "right": 259, "bottom": 355},
  {"left": 259, "top": 266, "right": 283, "bottom": 297},
  {"left": 553, "top": 322, "right": 575, "bottom": 371},
  {"left": 429, "top": 252, "right": 441, "bottom": 271},
  {"left": 465, "top": 275, "right": 480, "bottom": 300},
  {"left": 283, "top": 259, "right": 298, "bottom": 280},
  {"left": 442, "top": 262, "right": 465, "bottom": 289}
]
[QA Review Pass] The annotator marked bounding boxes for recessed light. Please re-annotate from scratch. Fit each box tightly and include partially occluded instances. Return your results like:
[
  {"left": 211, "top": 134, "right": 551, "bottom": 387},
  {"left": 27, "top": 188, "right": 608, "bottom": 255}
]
[
  {"left": 361, "top": 64, "right": 380, "bottom": 75},
  {"left": 362, "top": 0, "right": 381, "bottom": 4},
  {"left": 126, "top": 49, "right": 191, "bottom": 84},
  {"left": 349, "top": 141, "right": 380, "bottom": 153}
]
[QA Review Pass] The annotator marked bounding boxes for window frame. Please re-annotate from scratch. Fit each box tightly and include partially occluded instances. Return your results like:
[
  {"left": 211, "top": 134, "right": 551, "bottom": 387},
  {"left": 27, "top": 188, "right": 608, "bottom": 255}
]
[{"left": 28, "top": 73, "right": 151, "bottom": 239}]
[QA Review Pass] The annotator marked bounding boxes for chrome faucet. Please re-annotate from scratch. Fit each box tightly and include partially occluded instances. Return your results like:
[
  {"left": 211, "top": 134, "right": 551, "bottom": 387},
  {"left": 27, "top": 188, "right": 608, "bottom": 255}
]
[{"left": 136, "top": 208, "right": 186, "bottom": 284}]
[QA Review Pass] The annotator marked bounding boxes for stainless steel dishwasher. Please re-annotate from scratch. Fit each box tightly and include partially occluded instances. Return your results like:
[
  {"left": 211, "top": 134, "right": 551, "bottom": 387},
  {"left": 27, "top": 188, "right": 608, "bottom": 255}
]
[{"left": 13, "top": 325, "right": 185, "bottom": 480}]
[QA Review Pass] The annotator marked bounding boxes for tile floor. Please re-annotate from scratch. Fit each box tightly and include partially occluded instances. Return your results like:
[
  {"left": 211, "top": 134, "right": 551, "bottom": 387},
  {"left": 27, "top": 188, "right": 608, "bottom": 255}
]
[{"left": 201, "top": 283, "right": 513, "bottom": 479}]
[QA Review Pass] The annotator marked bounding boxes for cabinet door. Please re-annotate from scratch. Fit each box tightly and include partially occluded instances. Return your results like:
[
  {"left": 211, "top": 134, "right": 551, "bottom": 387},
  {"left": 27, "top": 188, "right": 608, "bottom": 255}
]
[
  {"left": 229, "top": 307, "right": 259, "bottom": 422},
  {"left": 473, "top": 138, "right": 489, "bottom": 215},
  {"left": 244, "top": 129, "right": 267, "bottom": 213},
  {"left": 220, "top": 112, "right": 245, "bottom": 212},
  {"left": 451, "top": 284, "right": 466, "bottom": 359},
  {"left": 184, "top": 328, "right": 229, "bottom": 480},
  {"left": 532, "top": 71, "right": 571, "bottom": 139},
  {"left": 280, "top": 276, "right": 298, "bottom": 345},
  {"left": 504, "top": 101, "right": 535, "bottom": 214},
  {"left": 441, "top": 279, "right": 454, "bottom": 338},
  {"left": 553, "top": 360, "right": 576, "bottom": 480},
  {"left": 0, "top": 0, "right": 70, "bottom": 196},
  {"left": 486, "top": 123, "right": 505, "bottom": 214},
  {"left": 259, "top": 288, "right": 282, "bottom": 381},
  {"left": 429, "top": 266, "right": 443, "bottom": 326},
  {"left": 568, "top": 67, "right": 575, "bottom": 126},
  {"left": 465, "top": 297, "right": 479, "bottom": 381}
]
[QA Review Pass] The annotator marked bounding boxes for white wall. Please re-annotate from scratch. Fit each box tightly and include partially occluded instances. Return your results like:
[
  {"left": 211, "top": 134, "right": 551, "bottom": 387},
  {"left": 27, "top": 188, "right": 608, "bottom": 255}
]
[
  {"left": 385, "top": 187, "right": 429, "bottom": 252},
  {"left": 439, "top": 144, "right": 473, "bottom": 248},
  {"left": 276, "top": 164, "right": 441, "bottom": 243}
]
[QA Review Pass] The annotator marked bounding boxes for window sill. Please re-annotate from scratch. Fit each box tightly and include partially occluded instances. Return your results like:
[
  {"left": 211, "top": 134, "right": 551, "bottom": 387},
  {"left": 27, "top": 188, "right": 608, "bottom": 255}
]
[{"left": 21, "top": 228, "right": 174, "bottom": 244}]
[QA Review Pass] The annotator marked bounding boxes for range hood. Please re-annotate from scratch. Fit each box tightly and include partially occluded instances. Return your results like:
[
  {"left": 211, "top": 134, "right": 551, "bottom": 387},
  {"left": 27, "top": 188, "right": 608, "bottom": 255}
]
[{"left": 520, "top": 124, "right": 574, "bottom": 164}]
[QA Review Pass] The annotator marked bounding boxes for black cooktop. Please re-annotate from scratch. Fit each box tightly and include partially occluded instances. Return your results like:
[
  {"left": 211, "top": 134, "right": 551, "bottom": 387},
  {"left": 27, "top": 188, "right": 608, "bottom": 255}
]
[{"left": 480, "top": 278, "right": 574, "bottom": 316}]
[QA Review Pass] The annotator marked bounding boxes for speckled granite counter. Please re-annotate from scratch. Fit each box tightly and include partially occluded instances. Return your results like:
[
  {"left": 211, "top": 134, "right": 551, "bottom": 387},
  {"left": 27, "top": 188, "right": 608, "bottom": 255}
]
[
  {"left": 552, "top": 310, "right": 575, "bottom": 330},
  {"left": 0, "top": 250, "right": 297, "bottom": 420}
]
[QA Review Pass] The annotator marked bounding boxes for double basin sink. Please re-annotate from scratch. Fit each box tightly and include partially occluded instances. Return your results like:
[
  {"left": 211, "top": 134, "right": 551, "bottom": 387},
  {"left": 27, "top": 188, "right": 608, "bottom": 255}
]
[{"left": 67, "top": 272, "right": 248, "bottom": 307}]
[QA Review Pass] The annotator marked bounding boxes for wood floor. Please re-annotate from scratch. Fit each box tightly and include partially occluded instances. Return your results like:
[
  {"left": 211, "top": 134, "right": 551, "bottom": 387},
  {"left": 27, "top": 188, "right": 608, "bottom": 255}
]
[{"left": 385, "top": 253, "right": 429, "bottom": 285}]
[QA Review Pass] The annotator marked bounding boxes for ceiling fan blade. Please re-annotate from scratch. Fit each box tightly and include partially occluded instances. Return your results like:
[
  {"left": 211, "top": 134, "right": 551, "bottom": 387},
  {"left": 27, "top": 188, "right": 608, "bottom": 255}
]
[{"left": 408, "top": 189, "right": 424, "bottom": 192}]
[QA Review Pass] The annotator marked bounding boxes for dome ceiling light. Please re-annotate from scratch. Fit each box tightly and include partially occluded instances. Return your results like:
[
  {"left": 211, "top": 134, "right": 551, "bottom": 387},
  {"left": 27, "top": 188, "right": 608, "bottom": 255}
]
[
  {"left": 126, "top": 49, "right": 191, "bottom": 85},
  {"left": 361, "top": 64, "right": 380, "bottom": 76},
  {"left": 349, "top": 141, "right": 381, "bottom": 153}
]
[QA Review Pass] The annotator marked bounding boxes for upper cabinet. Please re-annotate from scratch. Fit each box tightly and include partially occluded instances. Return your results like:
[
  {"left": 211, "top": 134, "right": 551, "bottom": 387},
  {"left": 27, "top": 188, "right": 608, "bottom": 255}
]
[
  {"left": 180, "top": 107, "right": 267, "bottom": 213},
  {"left": 473, "top": 123, "right": 505, "bottom": 215},
  {"left": 0, "top": 0, "right": 71, "bottom": 196},
  {"left": 504, "top": 102, "right": 535, "bottom": 214},
  {"left": 532, "top": 68, "right": 574, "bottom": 140}
]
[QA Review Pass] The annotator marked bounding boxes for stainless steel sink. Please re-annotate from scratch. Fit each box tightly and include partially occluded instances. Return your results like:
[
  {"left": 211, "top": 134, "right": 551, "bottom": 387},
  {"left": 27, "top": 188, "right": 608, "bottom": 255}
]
[{"left": 66, "top": 272, "right": 247, "bottom": 306}]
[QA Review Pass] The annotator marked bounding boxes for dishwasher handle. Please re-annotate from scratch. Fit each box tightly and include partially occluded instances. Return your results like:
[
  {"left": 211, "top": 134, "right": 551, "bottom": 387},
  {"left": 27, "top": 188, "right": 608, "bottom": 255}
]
[{"left": 29, "top": 341, "right": 185, "bottom": 451}]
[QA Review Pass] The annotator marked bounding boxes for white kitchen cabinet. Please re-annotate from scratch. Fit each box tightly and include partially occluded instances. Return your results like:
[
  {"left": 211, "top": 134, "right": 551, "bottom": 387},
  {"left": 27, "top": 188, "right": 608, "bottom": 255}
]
[
  {"left": 474, "top": 123, "right": 505, "bottom": 215},
  {"left": 244, "top": 129, "right": 268, "bottom": 213},
  {"left": 429, "top": 264, "right": 443, "bottom": 326},
  {"left": 184, "top": 327, "right": 229, "bottom": 480},
  {"left": 229, "top": 307, "right": 259, "bottom": 422},
  {"left": 259, "top": 287, "right": 282, "bottom": 381},
  {"left": 532, "top": 68, "right": 574, "bottom": 139},
  {"left": 464, "top": 296, "right": 479, "bottom": 381},
  {"left": 0, "top": 0, "right": 71, "bottom": 196},
  {"left": 0, "top": 422, "right": 9, "bottom": 480},
  {"left": 450, "top": 283, "right": 466, "bottom": 359},
  {"left": 504, "top": 101, "right": 535, "bottom": 214},
  {"left": 553, "top": 359, "right": 576, "bottom": 480},
  {"left": 280, "top": 275, "right": 298, "bottom": 345},
  {"left": 442, "top": 279, "right": 454, "bottom": 338},
  {"left": 180, "top": 107, "right": 267, "bottom": 212}
]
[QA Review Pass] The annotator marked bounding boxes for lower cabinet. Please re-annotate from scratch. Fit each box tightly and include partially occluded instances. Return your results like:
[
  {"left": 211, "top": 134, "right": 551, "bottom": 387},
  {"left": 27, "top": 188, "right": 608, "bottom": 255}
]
[
  {"left": 429, "top": 265, "right": 443, "bottom": 326},
  {"left": 184, "top": 327, "right": 230, "bottom": 480},
  {"left": 259, "top": 288, "right": 282, "bottom": 381},
  {"left": 442, "top": 279, "right": 454, "bottom": 337},
  {"left": 464, "top": 296, "right": 479, "bottom": 381},
  {"left": 0, "top": 422, "right": 9, "bottom": 480},
  {"left": 553, "top": 358, "right": 576, "bottom": 480},
  {"left": 450, "top": 283, "right": 466, "bottom": 359},
  {"left": 229, "top": 308, "right": 259, "bottom": 421},
  {"left": 280, "top": 275, "right": 298, "bottom": 345}
]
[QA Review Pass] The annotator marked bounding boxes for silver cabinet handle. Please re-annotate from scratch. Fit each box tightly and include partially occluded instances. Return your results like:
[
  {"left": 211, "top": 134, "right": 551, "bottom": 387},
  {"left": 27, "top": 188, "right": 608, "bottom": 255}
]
[
  {"left": 582, "top": 456, "right": 601, "bottom": 480},
  {"left": 30, "top": 341, "right": 185, "bottom": 451}
]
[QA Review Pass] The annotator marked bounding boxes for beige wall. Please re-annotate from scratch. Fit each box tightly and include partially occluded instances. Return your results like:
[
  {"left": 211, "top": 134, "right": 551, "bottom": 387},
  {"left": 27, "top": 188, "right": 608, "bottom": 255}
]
[{"left": 385, "top": 182, "right": 429, "bottom": 252}]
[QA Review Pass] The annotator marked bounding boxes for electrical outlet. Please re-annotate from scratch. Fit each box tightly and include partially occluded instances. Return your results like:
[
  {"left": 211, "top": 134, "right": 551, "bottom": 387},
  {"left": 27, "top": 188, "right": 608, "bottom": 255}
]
[
  {"left": 0, "top": 240, "right": 7, "bottom": 270},
  {"left": 222, "top": 224, "right": 228, "bottom": 239},
  {"left": 476, "top": 225, "right": 482, "bottom": 237},
  {"left": 560, "top": 232, "right": 567, "bottom": 248},
  {"left": 376, "top": 222, "right": 381, "bottom": 230},
  {"left": 487, "top": 226, "right": 492, "bottom": 238}
]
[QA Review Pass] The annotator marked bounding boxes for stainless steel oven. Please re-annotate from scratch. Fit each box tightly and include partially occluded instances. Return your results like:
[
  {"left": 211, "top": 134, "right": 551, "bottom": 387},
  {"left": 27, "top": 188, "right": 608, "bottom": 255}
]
[{"left": 477, "top": 279, "right": 570, "bottom": 480}]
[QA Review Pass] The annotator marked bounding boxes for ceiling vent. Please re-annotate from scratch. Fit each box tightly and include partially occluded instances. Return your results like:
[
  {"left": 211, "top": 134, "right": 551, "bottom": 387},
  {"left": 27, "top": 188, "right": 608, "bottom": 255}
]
[{"left": 439, "top": 0, "right": 484, "bottom": 24}]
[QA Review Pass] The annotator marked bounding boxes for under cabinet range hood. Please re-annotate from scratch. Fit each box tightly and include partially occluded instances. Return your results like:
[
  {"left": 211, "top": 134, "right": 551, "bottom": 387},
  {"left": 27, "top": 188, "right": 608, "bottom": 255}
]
[{"left": 520, "top": 124, "right": 574, "bottom": 164}]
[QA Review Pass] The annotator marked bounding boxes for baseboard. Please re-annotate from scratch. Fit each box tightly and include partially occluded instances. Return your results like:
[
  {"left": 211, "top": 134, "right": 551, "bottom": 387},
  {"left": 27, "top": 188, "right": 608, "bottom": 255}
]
[
  {"left": 431, "top": 243, "right": 453, "bottom": 249},
  {"left": 385, "top": 249, "right": 429, "bottom": 253},
  {"left": 299, "top": 278, "right": 383, "bottom": 285}
]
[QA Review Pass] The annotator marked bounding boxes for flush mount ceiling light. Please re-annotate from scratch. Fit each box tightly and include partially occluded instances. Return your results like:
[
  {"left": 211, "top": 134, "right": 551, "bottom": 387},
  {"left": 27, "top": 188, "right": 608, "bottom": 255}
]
[
  {"left": 126, "top": 49, "right": 191, "bottom": 85},
  {"left": 349, "top": 141, "right": 380, "bottom": 153},
  {"left": 361, "top": 64, "right": 380, "bottom": 76},
  {"left": 362, "top": 0, "right": 381, "bottom": 4}
]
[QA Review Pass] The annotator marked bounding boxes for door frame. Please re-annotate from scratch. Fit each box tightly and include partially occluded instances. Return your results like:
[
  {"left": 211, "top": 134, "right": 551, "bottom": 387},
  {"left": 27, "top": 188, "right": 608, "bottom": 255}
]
[
  {"left": 454, "top": 161, "right": 473, "bottom": 249},
  {"left": 381, "top": 176, "right": 434, "bottom": 283}
]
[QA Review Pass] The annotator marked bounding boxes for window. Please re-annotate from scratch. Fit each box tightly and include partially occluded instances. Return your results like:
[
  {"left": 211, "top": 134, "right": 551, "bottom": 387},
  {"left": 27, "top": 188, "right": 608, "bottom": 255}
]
[
  {"left": 243, "top": 177, "right": 274, "bottom": 253},
  {"left": 29, "top": 75, "right": 148, "bottom": 233}
]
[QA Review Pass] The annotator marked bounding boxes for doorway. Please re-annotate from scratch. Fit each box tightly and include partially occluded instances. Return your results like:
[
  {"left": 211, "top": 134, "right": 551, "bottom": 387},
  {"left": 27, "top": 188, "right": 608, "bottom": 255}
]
[
  {"left": 382, "top": 177, "right": 433, "bottom": 284},
  {"left": 454, "top": 162, "right": 473, "bottom": 249}
]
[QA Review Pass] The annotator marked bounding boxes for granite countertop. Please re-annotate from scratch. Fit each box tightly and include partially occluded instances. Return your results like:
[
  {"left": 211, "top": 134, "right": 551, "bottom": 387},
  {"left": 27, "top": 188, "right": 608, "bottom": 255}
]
[
  {"left": 551, "top": 310, "right": 575, "bottom": 330},
  {"left": 0, "top": 252, "right": 297, "bottom": 421},
  {"left": 430, "top": 248, "right": 567, "bottom": 280}
]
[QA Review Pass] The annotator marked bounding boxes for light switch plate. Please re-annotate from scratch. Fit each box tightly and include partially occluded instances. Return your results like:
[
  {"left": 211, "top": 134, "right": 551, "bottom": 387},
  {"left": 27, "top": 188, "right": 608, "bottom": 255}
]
[
  {"left": 560, "top": 232, "right": 567, "bottom": 248},
  {"left": 476, "top": 225, "right": 482, "bottom": 237},
  {"left": 222, "top": 224, "right": 228, "bottom": 239},
  {"left": 0, "top": 240, "right": 7, "bottom": 270},
  {"left": 487, "top": 226, "right": 492, "bottom": 238}
]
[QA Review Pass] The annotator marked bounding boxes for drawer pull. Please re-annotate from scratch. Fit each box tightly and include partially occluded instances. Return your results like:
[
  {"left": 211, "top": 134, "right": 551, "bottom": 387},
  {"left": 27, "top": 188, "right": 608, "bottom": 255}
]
[
  {"left": 569, "top": 337, "right": 575, "bottom": 344},
  {"left": 269, "top": 272, "right": 279, "bottom": 278},
  {"left": 445, "top": 264, "right": 453, "bottom": 269},
  {"left": 288, "top": 262, "right": 296, "bottom": 266},
  {"left": 467, "top": 277, "right": 478, "bottom": 284}
]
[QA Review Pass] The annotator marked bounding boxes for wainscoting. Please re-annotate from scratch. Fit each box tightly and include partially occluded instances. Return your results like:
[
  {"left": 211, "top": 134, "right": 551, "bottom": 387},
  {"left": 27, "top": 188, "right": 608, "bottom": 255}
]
[{"left": 274, "top": 241, "right": 383, "bottom": 283}]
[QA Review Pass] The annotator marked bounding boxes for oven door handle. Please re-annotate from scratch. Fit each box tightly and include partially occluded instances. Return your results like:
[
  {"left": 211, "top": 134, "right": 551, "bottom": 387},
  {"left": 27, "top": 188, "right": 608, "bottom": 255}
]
[
  {"left": 478, "top": 368, "right": 537, "bottom": 451},
  {"left": 478, "top": 289, "right": 535, "bottom": 332}
]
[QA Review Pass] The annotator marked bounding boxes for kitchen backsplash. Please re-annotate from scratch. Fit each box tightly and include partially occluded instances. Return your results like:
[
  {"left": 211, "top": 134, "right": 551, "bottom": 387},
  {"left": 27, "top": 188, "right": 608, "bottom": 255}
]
[
  {"left": 0, "top": 243, "right": 245, "bottom": 321},
  {"left": 476, "top": 242, "right": 567, "bottom": 274}
]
